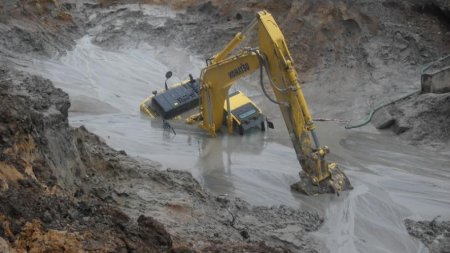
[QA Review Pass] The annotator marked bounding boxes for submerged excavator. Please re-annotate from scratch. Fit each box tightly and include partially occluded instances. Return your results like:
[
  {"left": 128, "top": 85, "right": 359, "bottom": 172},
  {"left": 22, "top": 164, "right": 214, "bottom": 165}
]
[{"left": 141, "top": 10, "right": 352, "bottom": 195}]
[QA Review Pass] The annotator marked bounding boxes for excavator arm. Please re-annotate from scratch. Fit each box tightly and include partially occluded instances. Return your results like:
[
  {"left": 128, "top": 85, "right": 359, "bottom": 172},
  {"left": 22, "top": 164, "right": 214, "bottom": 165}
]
[
  {"left": 199, "top": 50, "right": 260, "bottom": 134},
  {"left": 199, "top": 11, "right": 352, "bottom": 195}
]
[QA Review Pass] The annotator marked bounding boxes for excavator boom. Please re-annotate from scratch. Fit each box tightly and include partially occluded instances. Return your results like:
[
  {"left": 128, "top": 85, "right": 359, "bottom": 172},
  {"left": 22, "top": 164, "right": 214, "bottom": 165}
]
[{"left": 199, "top": 11, "right": 352, "bottom": 195}]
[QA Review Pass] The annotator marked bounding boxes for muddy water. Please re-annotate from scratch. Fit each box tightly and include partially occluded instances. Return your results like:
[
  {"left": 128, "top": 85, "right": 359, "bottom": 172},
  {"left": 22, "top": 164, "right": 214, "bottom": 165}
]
[{"left": 31, "top": 35, "right": 450, "bottom": 253}]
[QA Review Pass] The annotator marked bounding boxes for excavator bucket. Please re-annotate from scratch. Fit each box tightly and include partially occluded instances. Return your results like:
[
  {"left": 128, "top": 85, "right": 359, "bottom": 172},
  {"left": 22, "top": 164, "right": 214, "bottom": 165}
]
[{"left": 291, "top": 165, "right": 353, "bottom": 196}]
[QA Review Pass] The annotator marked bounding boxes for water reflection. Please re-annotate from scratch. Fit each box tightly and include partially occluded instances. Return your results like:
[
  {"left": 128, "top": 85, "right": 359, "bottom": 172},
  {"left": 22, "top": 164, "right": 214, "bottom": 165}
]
[{"left": 196, "top": 132, "right": 268, "bottom": 195}]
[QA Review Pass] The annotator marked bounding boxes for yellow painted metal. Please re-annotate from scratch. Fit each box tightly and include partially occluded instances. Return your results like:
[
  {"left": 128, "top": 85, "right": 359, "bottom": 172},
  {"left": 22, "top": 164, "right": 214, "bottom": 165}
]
[
  {"left": 225, "top": 91, "right": 257, "bottom": 134},
  {"left": 198, "top": 10, "right": 335, "bottom": 184},
  {"left": 139, "top": 96, "right": 157, "bottom": 118},
  {"left": 210, "top": 18, "right": 257, "bottom": 64},
  {"left": 223, "top": 91, "right": 261, "bottom": 125},
  {"left": 256, "top": 10, "right": 331, "bottom": 183},
  {"left": 226, "top": 94, "right": 233, "bottom": 134},
  {"left": 185, "top": 112, "right": 202, "bottom": 124},
  {"left": 199, "top": 51, "right": 260, "bottom": 136},
  {"left": 224, "top": 91, "right": 254, "bottom": 111},
  {"left": 211, "top": 32, "right": 245, "bottom": 64}
]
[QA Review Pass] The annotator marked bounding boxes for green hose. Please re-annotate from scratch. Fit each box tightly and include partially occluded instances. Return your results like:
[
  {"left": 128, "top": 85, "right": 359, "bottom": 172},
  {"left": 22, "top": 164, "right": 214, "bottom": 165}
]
[
  {"left": 344, "top": 90, "right": 419, "bottom": 129},
  {"left": 345, "top": 55, "right": 448, "bottom": 129},
  {"left": 421, "top": 55, "right": 450, "bottom": 75}
]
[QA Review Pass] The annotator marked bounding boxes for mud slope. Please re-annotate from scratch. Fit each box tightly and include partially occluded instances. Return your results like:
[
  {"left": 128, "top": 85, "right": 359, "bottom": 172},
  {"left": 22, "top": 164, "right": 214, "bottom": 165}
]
[
  {"left": 0, "top": 1, "right": 323, "bottom": 252},
  {"left": 0, "top": 66, "right": 323, "bottom": 252},
  {"left": 0, "top": 0, "right": 82, "bottom": 61},
  {"left": 0, "top": 67, "right": 174, "bottom": 252},
  {"left": 1, "top": 0, "right": 449, "bottom": 252},
  {"left": 372, "top": 92, "right": 450, "bottom": 145}
]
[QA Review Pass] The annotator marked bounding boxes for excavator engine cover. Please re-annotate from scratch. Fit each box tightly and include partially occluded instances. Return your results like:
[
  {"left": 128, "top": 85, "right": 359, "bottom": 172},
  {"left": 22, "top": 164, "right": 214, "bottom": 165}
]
[{"left": 150, "top": 79, "right": 200, "bottom": 119}]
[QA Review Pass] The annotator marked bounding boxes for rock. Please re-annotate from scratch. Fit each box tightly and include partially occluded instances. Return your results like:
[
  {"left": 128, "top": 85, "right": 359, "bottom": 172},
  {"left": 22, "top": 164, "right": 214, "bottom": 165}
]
[
  {"left": 405, "top": 219, "right": 450, "bottom": 253},
  {"left": 68, "top": 208, "right": 80, "bottom": 220},
  {"left": 0, "top": 237, "right": 12, "bottom": 253},
  {"left": 216, "top": 195, "right": 230, "bottom": 205},
  {"left": 137, "top": 215, "right": 172, "bottom": 248},
  {"left": 42, "top": 211, "right": 52, "bottom": 224},
  {"left": 421, "top": 55, "right": 450, "bottom": 94},
  {"left": 393, "top": 118, "right": 411, "bottom": 134},
  {"left": 372, "top": 93, "right": 450, "bottom": 143},
  {"left": 372, "top": 107, "right": 396, "bottom": 129},
  {"left": 171, "top": 246, "right": 198, "bottom": 253},
  {"left": 240, "top": 230, "right": 249, "bottom": 239}
]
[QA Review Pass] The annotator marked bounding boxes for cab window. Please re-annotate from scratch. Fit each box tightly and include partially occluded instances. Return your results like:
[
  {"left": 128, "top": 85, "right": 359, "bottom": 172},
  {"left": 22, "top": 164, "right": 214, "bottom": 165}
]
[{"left": 232, "top": 103, "right": 259, "bottom": 121}]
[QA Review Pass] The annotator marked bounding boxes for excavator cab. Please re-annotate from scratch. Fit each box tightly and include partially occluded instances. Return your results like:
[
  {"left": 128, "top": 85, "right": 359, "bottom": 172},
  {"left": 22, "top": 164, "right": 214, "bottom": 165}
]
[{"left": 223, "top": 91, "right": 265, "bottom": 135}]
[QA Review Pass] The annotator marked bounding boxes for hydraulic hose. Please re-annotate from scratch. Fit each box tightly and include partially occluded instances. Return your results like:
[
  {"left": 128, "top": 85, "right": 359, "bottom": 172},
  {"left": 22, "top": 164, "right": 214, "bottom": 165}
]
[
  {"left": 344, "top": 90, "right": 419, "bottom": 129},
  {"left": 254, "top": 51, "right": 284, "bottom": 105}
]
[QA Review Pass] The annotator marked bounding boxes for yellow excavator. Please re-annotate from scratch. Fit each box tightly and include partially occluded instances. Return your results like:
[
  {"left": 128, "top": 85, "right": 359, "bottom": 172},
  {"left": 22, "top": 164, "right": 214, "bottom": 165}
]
[
  {"left": 141, "top": 10, "right": 352, "bottom": 195},
  {"left": 193, "top": 10, "right": 351, "bottom": 195}
]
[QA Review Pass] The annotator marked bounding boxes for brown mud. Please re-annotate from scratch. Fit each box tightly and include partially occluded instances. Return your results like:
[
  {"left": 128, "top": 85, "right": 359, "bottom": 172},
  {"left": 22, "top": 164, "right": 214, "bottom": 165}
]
[
  {"left": 0, "top": 62, "right": 322, "bottom": 252},
  {"left": 0, "top": 67, "right": 176, "bottom": 252},
  {"left": 1, "top": 0, "right": 450, "bottom": 252},
  {"left": 0, "top": 1, "right": 324, "bottom": 252}
]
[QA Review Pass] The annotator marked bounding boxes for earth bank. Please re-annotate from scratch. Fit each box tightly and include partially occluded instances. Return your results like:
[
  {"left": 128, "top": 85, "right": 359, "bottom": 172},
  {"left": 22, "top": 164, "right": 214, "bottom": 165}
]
[{"left": 0, "top": 0, "right": 449, "bottom": 252}]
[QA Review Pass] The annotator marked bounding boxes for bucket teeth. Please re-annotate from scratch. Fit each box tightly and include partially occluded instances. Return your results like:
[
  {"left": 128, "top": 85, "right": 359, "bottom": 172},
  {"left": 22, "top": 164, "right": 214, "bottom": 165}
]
[{"left": 291, "top": 166, "right": 353, "bottom": 196}]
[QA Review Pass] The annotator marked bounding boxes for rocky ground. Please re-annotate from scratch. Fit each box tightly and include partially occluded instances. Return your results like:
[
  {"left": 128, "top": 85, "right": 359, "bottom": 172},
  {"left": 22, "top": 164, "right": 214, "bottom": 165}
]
[
  {"left": 0, "top": 0, "right": 449, "bottom": 252},
  {"left": 0, "top": 67, "right": 177, "bottom": 252},
  {"left": 405, "top": 218, "right": 450, "bottom": 253},
  {"left": 372, "top": 92, "right": 450, "bottom": 145}
]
